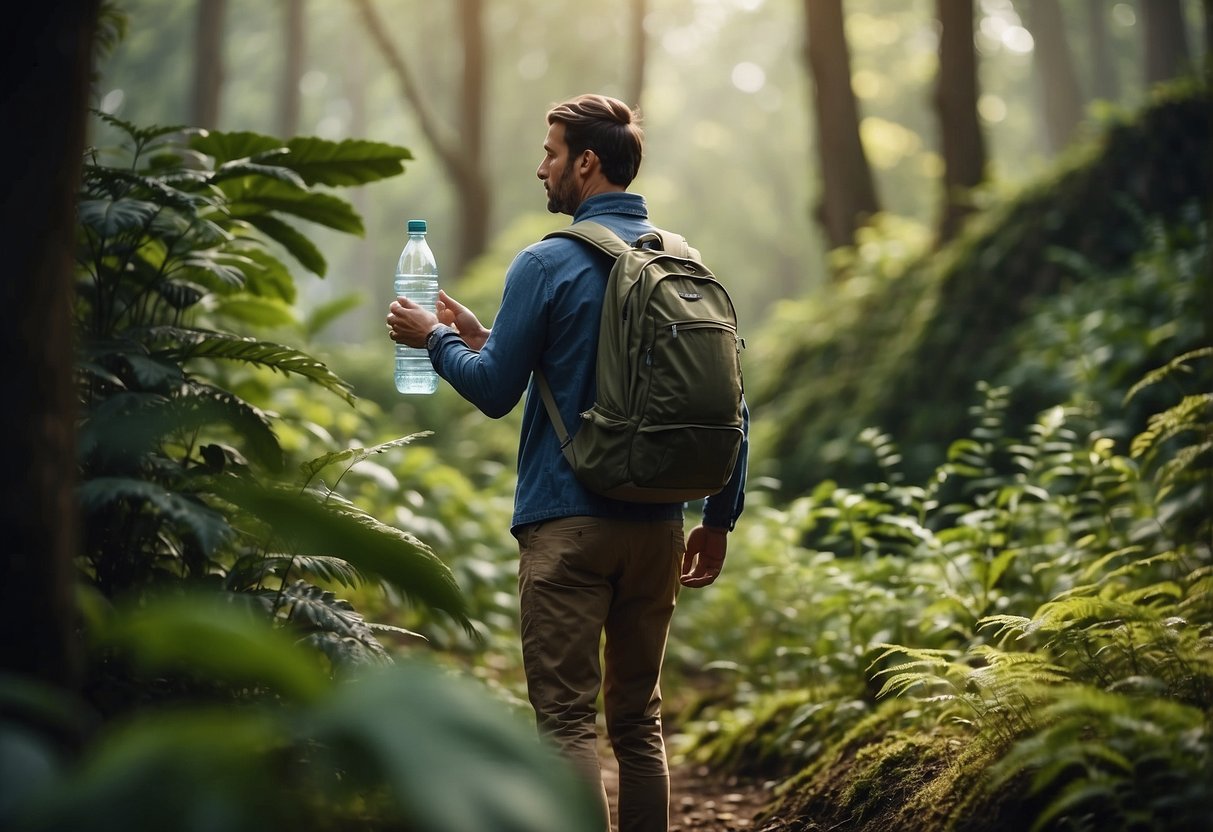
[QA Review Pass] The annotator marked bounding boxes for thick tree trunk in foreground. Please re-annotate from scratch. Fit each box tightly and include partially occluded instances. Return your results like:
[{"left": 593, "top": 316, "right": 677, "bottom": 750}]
[{"left": 0, "top": 2, "right": 98, "bottom": 694}]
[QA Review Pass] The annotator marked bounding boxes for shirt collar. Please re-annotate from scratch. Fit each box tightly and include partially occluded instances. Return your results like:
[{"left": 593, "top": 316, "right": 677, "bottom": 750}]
[{"left": 572, "top": 191, "right": 649, "bottom": 222}]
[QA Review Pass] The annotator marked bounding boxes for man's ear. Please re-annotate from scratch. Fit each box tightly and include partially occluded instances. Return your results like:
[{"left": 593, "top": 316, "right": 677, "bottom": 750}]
[{"left": 579, "top": 149, "right": 599, "bottom": 175}]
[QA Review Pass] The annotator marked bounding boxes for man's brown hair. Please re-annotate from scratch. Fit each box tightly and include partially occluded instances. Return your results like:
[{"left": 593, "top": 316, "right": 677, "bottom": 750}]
[{"left": 547, "top": 94, "right": 644, "bottom": 187}]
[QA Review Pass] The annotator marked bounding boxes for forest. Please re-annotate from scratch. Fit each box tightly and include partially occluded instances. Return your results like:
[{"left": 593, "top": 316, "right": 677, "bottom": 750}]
[{"left": 1, "top": 1, "right": 1210, "bottom": 830}]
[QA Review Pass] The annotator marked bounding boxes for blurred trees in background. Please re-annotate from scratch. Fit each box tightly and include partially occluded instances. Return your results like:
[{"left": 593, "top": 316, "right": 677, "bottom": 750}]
[
  {"left": 2, "top": 3, "right": 1208, "bottom": 828},
  {"left": 804, "top": 0, "right": 880, "bottom": 251},
  {"left": 98, "top": 0, "right": 1206, "bottom": 336},
  {"left": 933, "top": 0, "right": 986, "bottom": 243},
  {"left": 188, "top": 0, "right": 225, "bottom": 128},
  {"left": 351, "top": 0, "right": 491, "bottom": 277}
]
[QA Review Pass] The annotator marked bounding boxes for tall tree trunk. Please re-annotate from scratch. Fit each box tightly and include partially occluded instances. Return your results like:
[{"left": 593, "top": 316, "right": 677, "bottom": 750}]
[
  {"left": 1086, "top": 0, "right": 1119, "bottom": 101},
  {"left": 352, "top": 0, "right": 489, "bottom": 279},
  {"left": 278, "top": 0, "right": 305, "bottom": 137},
  {"left": 190, "top": 0, "right": 226, "bottom": 129},
  {"left": 0, "top": 2, "right": 97, "bottom": 697},
  {"left": 1143, "top": 0, "right": 1193, "bottom": 85},
  {"left": 1025, "top": 0, "right": 1084, "bottom": 154},
  {"left": 934, "top": 0, "right": 987, "bottom": 244},
  {"left": 625, "top": 0, "right": 648, "bottom": 111},
  {"left": 455, "top": 0, "right": 489, "bottom": 278},
  {"left": 1205, "top": 0, "right": 1213, "bottom": 79},
  {"left": 803, "top": 0, "right": 879, "bottom": 252}
]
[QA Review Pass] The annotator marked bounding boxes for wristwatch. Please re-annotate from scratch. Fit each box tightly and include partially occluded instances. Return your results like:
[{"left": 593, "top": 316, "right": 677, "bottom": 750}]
[{"left": 425, "top": 324, "right": 451, "bottom": 352}]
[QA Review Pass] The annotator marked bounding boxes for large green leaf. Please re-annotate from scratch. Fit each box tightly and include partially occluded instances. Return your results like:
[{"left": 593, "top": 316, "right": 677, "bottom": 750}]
[
  {"left": 239, "top": 213, "right": 327, "bottom": 276},
  {"left": 98, "top": 594, "right": 330, "bottom": 702},
  {"left": 180, "top": 385, "right": 284, "bottom": 472},
  {"left": 304, "top": 292, "right": 364, "bottom": 338},
  {"left": 210, "top": 160, "right": 307, "bottom": 190},
  {"left": 216, "top": 482, "right": 470, "bottom": 630},
  {"left": 278, "top": 136, "right": 413, "bottom": 187},
  {"left": 15, "top": 709, "right": 288, "bottom": 832},
  {"left": 221, "top": 179, "right": 363, "bottom": 234},
  {"left": 188, "top": 129, "right": 286, "bottom": 165},
  {"left": 77, "top": 197, "right": 159, "bottom": 236},
  {"left": 235, "top": 247, "right": 297, "bottom": 302},
  {"left": 81, "top": 383, "right": 281, "bottom": 472},
  {"left": 210, "top": 294, "right": 299, "bottom": 329},
  {"left": 78, "top": 477, "right": 232, "bottom": 557},
  {"left": 305, "top": 661, "right": 604, "bottom": 832}
]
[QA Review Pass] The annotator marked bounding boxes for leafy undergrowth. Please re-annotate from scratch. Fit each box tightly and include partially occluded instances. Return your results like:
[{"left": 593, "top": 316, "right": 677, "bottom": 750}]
[{"left": 670, "top": 337, "right": 1212, "bottom": 830}]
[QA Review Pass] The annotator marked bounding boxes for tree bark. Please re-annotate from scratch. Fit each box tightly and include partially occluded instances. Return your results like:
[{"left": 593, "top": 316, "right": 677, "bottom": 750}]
[
  {"left": 1143, "top": 0, "right": 1193, "bottom": 85},
  {"left": 190, "top": 0, "right": 227, "bottom": 129},
  {"left": 352, "top": 0, "right": 489, "bottom": 279},
  {"left": 1025, "top": 0, "right": 1084, "bottom": 154},
  {"left": 625, "top": 0, "right": 648, "bottom": 111},
  {"left": 1205, "top": 0, "right": 1213, "bottom": 79},
  {"left": 803, "top": 0, "right": 879, "bottom": 252},
  {"left": 934, "top": 0, "right": 987, "bottom": 244},
  {"left": 1085, "top": 0, "right": 1119, "bottom": 102},
  {"left": 278, "top": 0, "right": 305, "bottom": 137},
  {"left": 0, "top": 2, "right": 97, "bottom": 696}
]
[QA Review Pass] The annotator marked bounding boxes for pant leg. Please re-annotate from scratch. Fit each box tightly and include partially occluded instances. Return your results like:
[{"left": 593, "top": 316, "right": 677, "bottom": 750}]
[
  {"left": 517, "top": 517, "right": 616, "bottom": 829},
  {"left": 604, "top": 520, "right": 684, "bottom": 832}
]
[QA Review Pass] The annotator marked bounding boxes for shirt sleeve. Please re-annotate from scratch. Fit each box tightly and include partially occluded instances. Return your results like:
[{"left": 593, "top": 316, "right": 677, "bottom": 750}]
[
  {"left": 430, "top": 250, "right": 549, "bottom": 419},
  {"left": 702, "top": 398, "right": 749, "bottom": 530}
]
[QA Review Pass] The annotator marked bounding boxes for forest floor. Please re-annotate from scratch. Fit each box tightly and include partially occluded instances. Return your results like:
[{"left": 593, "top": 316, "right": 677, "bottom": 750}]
[{"left": 600, "top": 741, "right": 791, "bottom": 832}]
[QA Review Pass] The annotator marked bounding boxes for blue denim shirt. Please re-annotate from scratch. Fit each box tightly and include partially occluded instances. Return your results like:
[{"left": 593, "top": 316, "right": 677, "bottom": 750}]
[{"left": 430, "top": 192, "right": 748, "bottom": 533}]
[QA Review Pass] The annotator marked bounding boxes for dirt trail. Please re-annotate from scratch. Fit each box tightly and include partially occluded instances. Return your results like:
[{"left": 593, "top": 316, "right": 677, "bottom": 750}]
[{"left": 600, "top": 747, "right": 786, "bottom": 832}]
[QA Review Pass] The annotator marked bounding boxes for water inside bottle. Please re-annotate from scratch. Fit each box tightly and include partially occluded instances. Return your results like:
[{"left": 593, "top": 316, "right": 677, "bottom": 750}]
[{"left": 394, "top": 274, "right": 440, "bottom": 394}]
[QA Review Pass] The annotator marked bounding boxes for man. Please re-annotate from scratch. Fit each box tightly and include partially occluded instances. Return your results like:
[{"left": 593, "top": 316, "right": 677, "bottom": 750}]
[{"left": 386, "top": 93, "right": 747, "bottom": 832}]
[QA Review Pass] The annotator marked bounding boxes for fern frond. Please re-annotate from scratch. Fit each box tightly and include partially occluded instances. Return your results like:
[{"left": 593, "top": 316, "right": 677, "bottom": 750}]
[
  {"left": 978, "top": 615, "right": 1033, "bottom": 641},
  {"left": 146, "top": 326, "right": 355, "bottom": 405},
  {"left": 1130, "top": 394, "right": 1212, "bottom": 461},
  {"left": 299, "top": 433, "right": 433, "bottom": 486},
  {"left": 1026, "top": 597, "right": 1147, "bottom": 635},
  {"left": 1124, "top": 347, "right": 1213, "bottom": 405}
]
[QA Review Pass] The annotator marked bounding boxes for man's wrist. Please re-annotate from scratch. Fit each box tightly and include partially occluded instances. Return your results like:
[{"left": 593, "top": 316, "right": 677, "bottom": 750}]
[{"left": 425, "top": 323, "right": 451, "bottom": 352}]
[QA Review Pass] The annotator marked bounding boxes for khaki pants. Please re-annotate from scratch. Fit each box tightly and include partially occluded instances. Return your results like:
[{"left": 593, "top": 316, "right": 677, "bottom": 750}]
[{"left": 516, "top": 516, "right": 684, "bottom": 832}]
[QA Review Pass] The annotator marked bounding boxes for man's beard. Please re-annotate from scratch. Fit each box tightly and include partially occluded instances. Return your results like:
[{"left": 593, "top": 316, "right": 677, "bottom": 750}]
[{"left": 546, "top": 164, "right": 578, "bottom": 214}]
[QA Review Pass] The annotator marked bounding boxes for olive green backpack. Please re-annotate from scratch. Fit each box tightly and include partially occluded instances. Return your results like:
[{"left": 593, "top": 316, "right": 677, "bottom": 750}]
[{"left": 535, "top": 221, "right": 745, "bottom": 503}]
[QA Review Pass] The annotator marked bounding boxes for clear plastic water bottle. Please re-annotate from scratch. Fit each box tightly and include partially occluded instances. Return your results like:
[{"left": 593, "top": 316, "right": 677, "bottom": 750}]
[{"left": 393, "top": 219, "right": 440, "bottom": 394}]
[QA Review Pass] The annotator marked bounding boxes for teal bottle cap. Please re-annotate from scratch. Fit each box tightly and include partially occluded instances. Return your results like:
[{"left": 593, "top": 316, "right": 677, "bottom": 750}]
[{"left": 408, "top": 219, "right": 427, "bottom": 233}]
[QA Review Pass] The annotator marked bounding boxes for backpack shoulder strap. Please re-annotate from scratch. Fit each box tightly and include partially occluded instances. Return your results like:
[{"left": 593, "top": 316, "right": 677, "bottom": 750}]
[
  {"left": 546, "top": 221, "right": 701, "bottom": 261},
  {"left": 544, "top": 221, "right": 631, "bottom": 258},
  {"left": 534, "top": 369, "right": 577, "bottom": 469}
]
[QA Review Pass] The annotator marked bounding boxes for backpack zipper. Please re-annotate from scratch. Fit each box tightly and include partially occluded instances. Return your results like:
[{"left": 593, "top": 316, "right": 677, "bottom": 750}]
[{"left": 667, "top": 320, "right": 736, "bottom": 339}]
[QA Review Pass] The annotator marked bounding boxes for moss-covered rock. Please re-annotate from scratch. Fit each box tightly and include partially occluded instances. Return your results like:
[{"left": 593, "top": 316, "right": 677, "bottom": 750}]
[{"left": 755, "top": 81, "right": 1211, "bottom": 496}]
